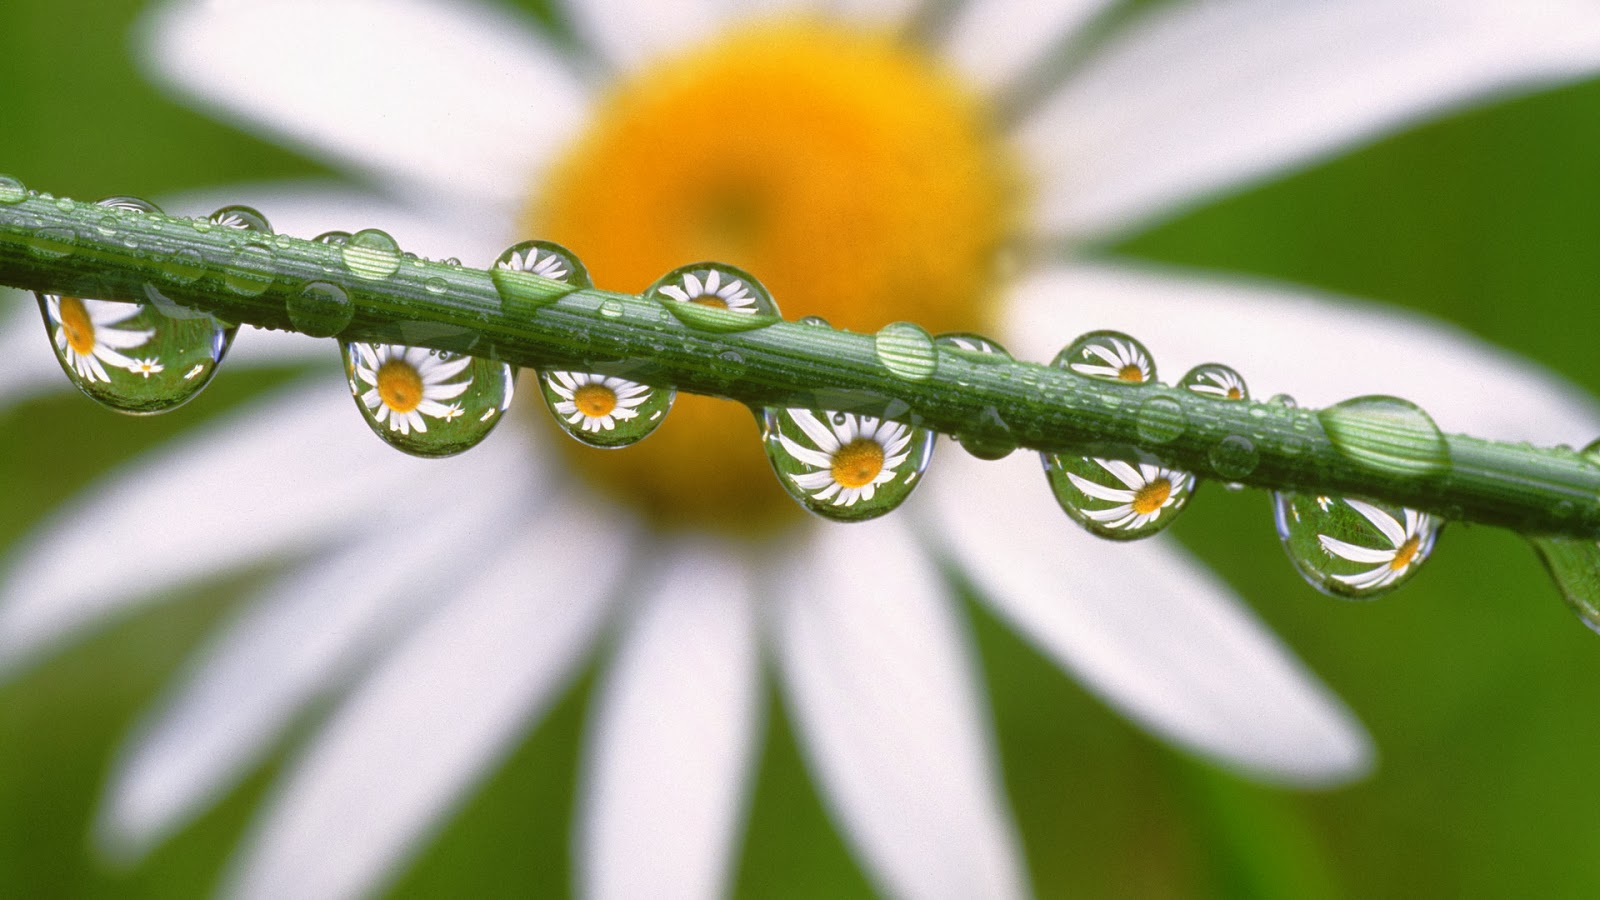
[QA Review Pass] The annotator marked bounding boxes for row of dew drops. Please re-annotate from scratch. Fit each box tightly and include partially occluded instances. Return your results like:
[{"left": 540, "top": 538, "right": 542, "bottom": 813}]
[{"left": 11, "top": 181, "right": 1596, "bottom": 618}]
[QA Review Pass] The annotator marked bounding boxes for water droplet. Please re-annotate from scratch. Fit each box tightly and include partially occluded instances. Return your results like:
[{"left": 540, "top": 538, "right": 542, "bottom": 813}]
[
  {"left": 206, "top": 205, "right": 277, "bottom": 296},
  {"left": 797, "top": 315, "right": 831, "bottom": 327},
  {"left": 1180, "top": 363, "right": 1249, "bottom": 401},
  {"left": 1208, "top": 434, "right": 1259, "bottom": 479},
  {"left": 0, "top": 174, "right": 26, "bottom": 204},
  {"left": 874, "top": 322, "right": 937, "bottom": 381},
  {"left": 1135, "top": 396, "right": 1186, "bottom": 444},
  {"left": 1273, "top": 493, "right": 1441, "bottom": 599},
  {"left": 341, "top": 341, "right": 514, "bottom": 458},
  {"left": 209, "top": 205, "right": 272, "bottom": 234},
  {"left": 491, "top": 240, "right": 591, "bottom": 312},
  {"left": 1269, "top": 393, "right": 1298, "bottom": 408},
  {"left": 161, "top": 248, "right": 206, "bottom": 285},
  {"left": 651, "top": 262, "right": 780, "bottom": 332},
  {"left": 762, "top": 406, "right": 935, "bottom": 522},
  {"left": 340, "top": 228, "right": 402, "bottom": 280},
  {"left": 288, "top": 282, "right": 353, "bottom": 337},
  {"left": 1318, "top": 395, "right": 1448, "bottom": 476},
  {"left": 599, "top": 299, "right": 624, "bottom": 318},
  {"left": 1529, "top": 535, "right": 1600, "bottom": 634},
  {"left": 36, "top": 292, "right": 234, "bottom": 415},
  {"left": 935, "top": 332, "right": 1016, "bottom": 459},
  {"left": 1043, "top": 453, "right": 1195, "bottom": 541},
  {"left": 539, "top": 370, "right": 674, "bottom": 449},
  {"left": 313, "top": 230, "right": 353, "bottom": 246},
  {"left": 424, "top": 276, "right": 448, "bottom": 295},
  {"left": 1055, "top": 331, "right": 1156, "bottom": 384},
  {"left": 27, "top": 227, "right": 75, "bottom": 258}
]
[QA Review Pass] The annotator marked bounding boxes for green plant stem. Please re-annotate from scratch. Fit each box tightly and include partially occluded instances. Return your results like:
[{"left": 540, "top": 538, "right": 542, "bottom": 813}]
[{"left": 1, "top": 188, "right": 1598, "bottom": 538}]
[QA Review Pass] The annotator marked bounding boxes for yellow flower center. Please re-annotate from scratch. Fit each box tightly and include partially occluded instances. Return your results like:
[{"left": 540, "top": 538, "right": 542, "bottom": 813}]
[
  {"left": 1226, "top": 386, "right": 1242, "bottom": 400},
  {"left": 692, "top": 295, "right": 729, "bottom": 309},
  {"left": 1118, "top": 364, "right": 1145, "bottom": 383},
  {"left": 1390, "top": 535, "right": 1421, "bottom": 571},
  {"left": 59, "top": 297, "right": 96, "bottom": 355},
  {"left": 831, "top": 438, "right": 887, "bottom": 490},
  {"left": 376, "top": 359, "right": 425, "bottom": 413},
  {"left": 574, "top": 382, "right": 620, "bottom": 418},
  {"left": 527, "top": 21, "right": 1018, "bottom": 532},
  {"left": 1131, "top": 478, "right": 1172, "bottom": 516}
]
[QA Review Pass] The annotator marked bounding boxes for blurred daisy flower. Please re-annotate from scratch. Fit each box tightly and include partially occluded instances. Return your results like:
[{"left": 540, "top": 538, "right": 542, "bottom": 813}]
[{"left": 4, "top": 0, "right": 1600, "bottom": 897}]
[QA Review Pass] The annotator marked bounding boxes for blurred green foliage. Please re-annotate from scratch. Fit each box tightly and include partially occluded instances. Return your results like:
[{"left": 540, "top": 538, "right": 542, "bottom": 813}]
[{"left": 4, "top": 1, "right": 1600, "bottom": 896}]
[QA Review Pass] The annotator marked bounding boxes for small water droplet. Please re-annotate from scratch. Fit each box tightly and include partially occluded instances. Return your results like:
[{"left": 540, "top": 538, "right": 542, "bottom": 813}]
[
  {"left": 341, "top": 341, "right": 514, "bottom": 457},
  {"left": 340, "top": 229, "right": 402, "bottom": 280},
  {"left": 1208, "top": 434, "right": 1259, "bottom": 479},
  {"left": 1318, "top": 395, "right": 1448, "bottom": 476},
  {"left": 161, "top": 248, "right": 206, "bottom": 285},
  {"left": 209, "top": 205, "right": 272, "bottom": 234},
  {"left": 1180, "top": 363, "right": 1249, "bottom": 401},
  {"left": 1135, "top": 396, "right": 1187, "bottom": 444},
  {"left": 224, "top": 244, "right": 276, "bottom": 297},
  {"left": 1274, "top": 493, "right": 1441, "bottom": 599},
  {"left": 424, "top": 276, "right": 448, "bottom": 295},
  {"left": 0, "top": 174, "right": 26, "bottom": 204},
  {"left": 762, "top": 406, "right": 935, "bottom": 522},
  {"left": 540, "top": 369, "right": 674, "bottom": 449},
  {"left": 1043, "top": 453, "right": 1195, "bottom": 541},
  {"left": 651, "top": 262, "right": 779, "bottom": 332},
  {"left": 599, "top": 299, "right": 624, "bottom": 319},
  {"left": 935, "top": 332, "right": 1016, "bottom": 459},
  {"left": 1269, "top": 393, "right": 1298, "bottom": 408},
  {"left": 1056, "top": 331, "right": 1156, "bottom": 384},
  {"left": 288, "top": 282, "right": 353, "bottom": 337},
  {"left": 491, "top": 239, "right": 590, "bottom": 311},
  {"left": 313, "top": 230, "right": 353, "bottom": 246},
  {"left": 797, "top": 315, "right": 831, "bottom": 327},
  {"left": 874, "top": 322, "right": 938, "bottom": 381}
]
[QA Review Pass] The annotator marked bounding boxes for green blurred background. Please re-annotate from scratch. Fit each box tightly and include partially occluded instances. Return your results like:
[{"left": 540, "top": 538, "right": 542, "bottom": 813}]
[{"left": 5, "top": 1, "right": 1600, "bottom": 896}]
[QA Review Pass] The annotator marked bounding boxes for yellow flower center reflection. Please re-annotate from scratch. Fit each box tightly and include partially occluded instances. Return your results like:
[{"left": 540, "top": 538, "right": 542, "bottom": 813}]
[
  {"left": 59, "top": 297, "right": 96, "bottom": 355},
  {"left": 1131, "top": 478, "right": 1172, "bottom": 517},
  {"left": 831, "top": 438, "right": 887, "bottom": 490},
  {"left": 1391, "top": 535, "right": 1421, "bottom": 571},
  {"left": 573, "top": 382, "right": 620, "bottom": 418},
  {"left": 376, "top": 359, "right": 425, "bottom": 413},
  {"left": 528, "top": 22, "right": 1019, "bottom": 531}
]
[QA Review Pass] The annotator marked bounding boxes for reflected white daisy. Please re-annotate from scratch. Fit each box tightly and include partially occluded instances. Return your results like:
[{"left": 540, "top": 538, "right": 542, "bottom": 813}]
[
  {"left": 657, "top": 269, "right": 757, "bottom": 313},
  {"left": 1318, "top": 500, "right": 1440, "bottom": 592},
  {"left": 1069, "top": 336, "right": 1153, "bottom": 382},
  {"left": 546, "top": 371, "right": 652, "bottom": 433},
  {"left": 780, "top": 409, "right": 914, "bottom": 507},
  {"left": 42, "top": 295, "right": 155, "bottom": 384},
  {"left": 129, "top": 357, "right": 165, "bottom": 379},
  {"left": 1066, "top": 459, "right": 1195, "bottom": 531},
  {"left": 1187, "top": 367, "right": 1247, "bottom": 400},
  {"left": 498, "top": 245, "right": 570, "bottom": 280},
  {"left": 349, "top": 343, "right": 473, "bottom": 434},
  {"left": 3, "top": 1, "right": 1600, "bottom": 898}
]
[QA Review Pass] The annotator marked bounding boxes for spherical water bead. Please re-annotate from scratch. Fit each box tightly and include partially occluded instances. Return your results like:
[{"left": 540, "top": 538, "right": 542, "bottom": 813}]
[
  {"left": 313, "top": 230, "right": 353, "bottom": 246},
  {"left": 649, "top": 262, "right": 779, "bottom": 332},
  {"left": 492, "top": 240, "right": 591, "bottom": 312},
  {"left": 1043, "top": 453, "right": 1196, "bottom": 541},
  {"left": 33, "top": 197, "right": 235, "bottom": 414},
  {"left": 209, "top": 205, "right": 276, "bottom": 297},
  {"left": 1318, "top": 395, "right": 1448, "bottom": 477},
  {"left": 1055, "top": 331, "right": 1156, "bottom": 384},
  {"left": 874, "top": 322, "right": 937, "bottom": 381},
  {"left": 1273, "top": 493, "right": 1441, "bottom": 599},
  {"left": 287, "top": 282, "right": 353, "bottom": 338},
  {"left": 340, "top": 343, "right": 515, "bottom": 458},
  {"left": 935, "top": 332, "right": 1016, "bottom": 460},
  {"left": 0, "top": 174, "right": 26, "bottom": 204},
  {"left": 209, "top": 205, "right": 272, "bottom": 234},
  {"left": 1180, "top": 363, "right": 1249, "bottom": 401},
  {"left": 761, "top": 407, "right": 935, "bottom": 523},
  {"left": 340, "top": 229, "right": 402, "bottom": 280}
]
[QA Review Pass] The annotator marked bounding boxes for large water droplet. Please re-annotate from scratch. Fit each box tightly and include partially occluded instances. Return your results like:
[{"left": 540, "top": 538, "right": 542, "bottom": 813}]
[
  {"left": 0, "top": 174, "right": 26, "bottom": 204},
  {"left": 875, "top": 322, "right": 938, "bottom": 381},
  {"left": 210, "top": 205, "right": 277, "bottom": 297},
  {"left": 341, "top": 342, "right": 514, "bottom": 458},
  {"left": 1318, "top": 395, "right": 1448, "bottom": 476},
  {"left": 762, "top": 406, "right": 935, "bottom": 522},
  {"left": 1135, "top": 396, "right": 1186, "bottom": 444},
  {"left": 1043, "top": 453, "right": 1195, "bottom": 541},
  {"left": 540, "top": 370, "right": 674, "bottom": 449},
  {"left": 340, "top": 229, "right": 402, "bottom": 280},
  {"left": 650, "top": 262, "right": 779, "bottom": 332},
  {"left": 1056, "top": 331, "right": 1156, "bottom": 384},
  {"left": 35, "top": 197, "right": 234, "bottom": 414},
  {"left": 287, "top": 282, "right": 353, "bottom": 337},
  {"left": 935, "top": 332, "right": 1016, "bottom": 459},
  {"left": 1208, "top": 434, "right": 1259, "bottom": 479},
  {"left": 1273, "top": 493, "right": 1441, "bottom": 599},
  {"left": 492, "top": 240, "right": 590, "bottom": 312},
  {"left": 1180, "top": 363, "right": 1249, "bottom": 401}
]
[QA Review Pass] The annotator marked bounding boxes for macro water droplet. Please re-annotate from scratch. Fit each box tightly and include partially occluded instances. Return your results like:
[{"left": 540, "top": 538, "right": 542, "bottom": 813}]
[
  {"left": 341, "top": 342, "right": 514, "bottom": 458},
  {"left": 209, "top": 205, "right": 277, "bottom": 296},
  {"left": 0, "top": 174, "right": 26, "bottom": 204},
  {"left": 651, "top": 262, "right": 779, "bottom": 332},
  {"left": 1273, "top": 493, "right": 1441, "bottom": 599},
  {"left": 34, "top": 196, "right": 235, "bottom": 414},
  {"left": 599, "top": 299, "right": 624, "bottom": 318},
  {"left": 1135, "top": 396, "right": 1186, "bottom": 444},
  {"left": 874, "top": 321, "right": 938, "bottom": 381},
  {"left": 491, "top": 240, "right": 590, "bottom": 312},
  {"left": 210, "top": 205, "right": 272, "bottom": 234},
  {"left": 287, "top": 282, "right": 353, "bottom": 338},
  {"left": 1208, "top": 434, "right": 1259, "bottom": 479},
  {"left": 160, "top": 248, "right": 206, "bottom": 285},
  {"left": 424, "top": 276, "right": 448, "bottom": 295},
  {"left": 313, "top": 230, "right": 353, "bottom": 246},
  {"left": 1043, "top": 453, "right": 1195, "bottom": 541},
  {"left": 540, "top": 370, "right": 674, "bottom": 449},
  {"left": 1056, "top": 331, "right": 1155, "bottom": 384},
  {"left": 762, "top": 406, "right": 935, "bottom": 522},
  {"left": 340, "top": 228, "right": 402, "bottom": 280},
  {"left": 1319, "top": 395, "right": 1448, "bottom": 476},
  {"left": 935, "top": 332, "right": 1016, "bottom": 459},
  {"left": 797, "top": 315, "right": 831, "bottom": 327},
  {"left": 1180, "top": 363, "right": 1249, "bottom": 401}
]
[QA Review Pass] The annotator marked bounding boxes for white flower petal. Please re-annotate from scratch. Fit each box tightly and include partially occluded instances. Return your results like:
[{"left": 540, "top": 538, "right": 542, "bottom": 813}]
[
  {"left": 223, "top": 493, "right": 635, "bottom": 900},
  {"left": 1024, "top": 0, "right": 1600, "bottom": 239},
  {"left": 141, "top": 0, "right": 588, "bottom": 215},
  {"left": 562, "top": 0, "right": 732, "bottom": 72},
  {"left": 940, "top": 0, "right": 1116, "bottom": 93},
  {"left": 770, "top": 518, "right": 1029, "bottom": 899},
  {"left": 930, "top": 450, "right": 1372, "bottom": 785},
  {"left": 95, "top": 448, "right": 540, "bottom": 859},
  {"left": 1317, "top": 535, "right": 1398, "bottom": 567},
  {"left": 0, "top": 293, "right": 70, "bottom": 409},
  {"left": 578, "top": 538, "right": 762, "bottom": 900},
  {"left": 0, "top": 377, "right": 492, "bottom": 675},
  {"left": 1004, "top": 262, "right": 1600, "bottom": 444}
]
